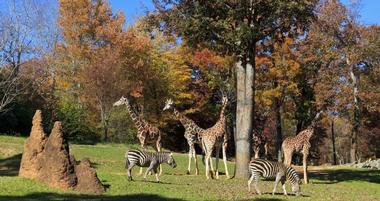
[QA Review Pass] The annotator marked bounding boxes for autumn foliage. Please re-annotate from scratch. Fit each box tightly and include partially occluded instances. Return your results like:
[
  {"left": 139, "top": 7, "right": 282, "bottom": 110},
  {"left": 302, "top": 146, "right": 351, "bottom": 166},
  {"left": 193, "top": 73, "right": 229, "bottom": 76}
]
[{"left": 0, "top": 0, "right": 379, "bottom": 165}]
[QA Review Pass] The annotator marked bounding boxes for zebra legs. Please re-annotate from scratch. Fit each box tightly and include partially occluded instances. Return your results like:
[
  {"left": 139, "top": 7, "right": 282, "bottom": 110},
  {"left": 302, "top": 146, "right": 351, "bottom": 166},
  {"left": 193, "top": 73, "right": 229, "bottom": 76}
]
[
  {"left": 139, "top": 143, "right": 146, "bottom": 175},
  {"left": 248, "top": 174, "right": 254, "bottom": 192},
  {"left": 152, "top": 167, "right": 160, "bottom": 183},
  {"left": 127, "top": 163, "right": 136, "bottom": 181},
  {"left": 248, "top": 173, "right": 261, "bottom": 195},
  {"left": 272, "top": 173, "right": 282, "bottom": 195},
  {"left": 144, "top": 162, "right": 160, "bottom": 182},
  {"left": 281, "top": 178, "right": 287, "bottom": 196}
]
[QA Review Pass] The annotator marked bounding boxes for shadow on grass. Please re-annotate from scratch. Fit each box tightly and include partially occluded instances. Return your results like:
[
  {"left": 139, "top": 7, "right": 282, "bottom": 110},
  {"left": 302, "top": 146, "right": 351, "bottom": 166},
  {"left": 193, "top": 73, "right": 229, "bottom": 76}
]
[
  {"left": 238, "top": 198, "right": 285, "bottom": 201},
  {"left": 0, "top": 193, "right": 185, "bottom": 201},
  {"left": 309, "top": 169, "right": 380, "bottom": 184},
  {"left": 0, "top": 154, "right": 21, "bottom": 176}
]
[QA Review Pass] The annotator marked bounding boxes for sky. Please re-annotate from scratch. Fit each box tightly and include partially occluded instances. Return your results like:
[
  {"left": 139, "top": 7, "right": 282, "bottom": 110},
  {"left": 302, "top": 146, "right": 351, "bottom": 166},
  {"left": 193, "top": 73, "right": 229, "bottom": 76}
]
[{"left": 109, "top": 0, "right": 380, "bottom": 26}]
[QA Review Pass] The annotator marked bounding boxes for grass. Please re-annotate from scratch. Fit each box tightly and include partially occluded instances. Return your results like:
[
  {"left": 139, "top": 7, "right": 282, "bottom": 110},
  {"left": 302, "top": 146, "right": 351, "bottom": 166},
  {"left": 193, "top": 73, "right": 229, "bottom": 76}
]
[{"left": 0, "top": 135, "right": 379, "bottom": 201}]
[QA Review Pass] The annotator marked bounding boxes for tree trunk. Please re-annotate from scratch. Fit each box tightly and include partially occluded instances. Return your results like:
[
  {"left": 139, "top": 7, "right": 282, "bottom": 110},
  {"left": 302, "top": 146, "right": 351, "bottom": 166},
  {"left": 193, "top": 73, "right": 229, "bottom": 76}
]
[
  {"left": 103, "top": 120, "right": 109, "bottom": 141},
  {"left": 349, "top": 59, "right": 359, "bottom": 163},
  {"left": 99, "top": 100, "right": 110, "bottom": 142},
  {"left": 235, "top": 59, "right": 253, "bottom": 178},
  {"left": 331, "top": 118, "right": 337, "bottom": 165},
  {"left": 274, "top": 96, "right": 283, "bottom": 162}
]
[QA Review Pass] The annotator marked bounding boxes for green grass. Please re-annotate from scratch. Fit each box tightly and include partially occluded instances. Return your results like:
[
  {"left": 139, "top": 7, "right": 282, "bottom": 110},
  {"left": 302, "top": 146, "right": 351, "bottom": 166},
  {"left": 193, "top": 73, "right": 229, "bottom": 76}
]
[{"left": 0, "top": 135, "right": 379, "bottom": 201}]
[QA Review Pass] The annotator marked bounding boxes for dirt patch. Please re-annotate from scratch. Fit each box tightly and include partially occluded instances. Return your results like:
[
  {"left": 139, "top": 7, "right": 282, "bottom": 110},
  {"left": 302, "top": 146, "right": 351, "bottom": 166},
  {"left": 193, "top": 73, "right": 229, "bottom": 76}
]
[{"left": 0, "top": 147, "right": 18, "bottom": 157}]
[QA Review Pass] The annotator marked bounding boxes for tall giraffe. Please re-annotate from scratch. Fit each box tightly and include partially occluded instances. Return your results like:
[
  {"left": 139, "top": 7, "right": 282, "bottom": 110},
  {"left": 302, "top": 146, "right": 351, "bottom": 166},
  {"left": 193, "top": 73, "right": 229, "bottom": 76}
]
[
  {"left": 200, "top": 95, "right": 230, "bottom": 179},
  {"left": 163, "top": 99, "right": 213, "bottom": 175},
  {"left": 282, "top": 111, "right": 323, "bottom": 184},
  {"left": 113, "top": 96, "right": 163, "bottom": 174}
]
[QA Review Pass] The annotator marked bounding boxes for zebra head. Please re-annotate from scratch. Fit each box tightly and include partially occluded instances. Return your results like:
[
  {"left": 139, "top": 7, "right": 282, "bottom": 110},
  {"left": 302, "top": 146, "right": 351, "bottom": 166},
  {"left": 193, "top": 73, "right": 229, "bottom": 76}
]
[
  {"left": 292, "top": 177, "right": 302, "bottom": 196},
  {"left": 113, "top": 96, "right": 128, "bottom": 107},
  {"left": 167, "top": 153, "right": 177, "bottom": 168},
  {"left": 163, "top": 99, "right": 174, "bottom": 111}
]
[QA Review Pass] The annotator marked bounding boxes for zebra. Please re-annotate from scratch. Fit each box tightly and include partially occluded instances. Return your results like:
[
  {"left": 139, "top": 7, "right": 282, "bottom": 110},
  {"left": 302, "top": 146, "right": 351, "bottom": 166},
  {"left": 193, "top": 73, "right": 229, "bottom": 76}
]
[
  {"left": 125, "top": 149, "right": 177, "bottom": 182},
  {"left": 248, "top": 159, "right": 301, "bottom": 196}
]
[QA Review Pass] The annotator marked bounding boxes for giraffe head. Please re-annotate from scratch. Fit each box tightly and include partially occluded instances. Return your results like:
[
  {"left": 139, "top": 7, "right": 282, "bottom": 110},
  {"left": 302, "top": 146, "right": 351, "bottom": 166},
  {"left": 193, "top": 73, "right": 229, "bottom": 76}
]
[
  {"left": 113, "top": 96, "right": 128, "bottom": 107},
  {"left": 163, "top": 99, "right": 174, "bottom": 111},
  {"left": 221, "top": 95, "right": 228, "bottom": 105}
]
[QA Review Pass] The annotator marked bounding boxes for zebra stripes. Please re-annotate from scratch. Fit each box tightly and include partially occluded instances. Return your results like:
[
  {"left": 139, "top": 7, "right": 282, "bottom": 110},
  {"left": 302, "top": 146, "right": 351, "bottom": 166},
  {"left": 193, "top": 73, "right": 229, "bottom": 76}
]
[
  {"left": 125, "top": 149, "right": 177, "bottom": 182},
  {"left": 248, "top": 159, "right": 301, "bottom": 196}
]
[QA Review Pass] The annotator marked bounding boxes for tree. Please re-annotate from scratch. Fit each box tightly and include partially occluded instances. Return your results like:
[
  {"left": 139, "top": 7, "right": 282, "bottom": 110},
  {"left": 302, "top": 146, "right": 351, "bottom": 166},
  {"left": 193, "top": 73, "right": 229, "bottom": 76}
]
[
  {"left": 57, "top": 0, "right": 127, "bottom": 140},
  {"left": 305, "top": 0, "right": 380, "bottom": 162},
  {"left": 0, "top": 0, "right": 54, "bottom": 113},
  {"left": 256, "top": 36, "right": 301, "bottom": 160},
  {"left": 153, "top": 0, "right": 318, "bottom": 177}
]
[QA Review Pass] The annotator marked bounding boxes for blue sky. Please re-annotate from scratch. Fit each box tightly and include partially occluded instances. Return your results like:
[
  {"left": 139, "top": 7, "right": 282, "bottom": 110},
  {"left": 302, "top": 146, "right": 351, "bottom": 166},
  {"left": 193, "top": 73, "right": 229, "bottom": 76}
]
[{"left": 109, "top": 0, "right": 380, "bottom": 26}]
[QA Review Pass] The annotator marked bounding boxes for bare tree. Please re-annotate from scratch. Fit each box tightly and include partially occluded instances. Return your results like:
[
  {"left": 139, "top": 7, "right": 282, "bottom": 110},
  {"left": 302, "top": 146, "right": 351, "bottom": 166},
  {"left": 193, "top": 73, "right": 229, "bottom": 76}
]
[{"left": 0, "top": 0, "right": 59, "bottom": 113}]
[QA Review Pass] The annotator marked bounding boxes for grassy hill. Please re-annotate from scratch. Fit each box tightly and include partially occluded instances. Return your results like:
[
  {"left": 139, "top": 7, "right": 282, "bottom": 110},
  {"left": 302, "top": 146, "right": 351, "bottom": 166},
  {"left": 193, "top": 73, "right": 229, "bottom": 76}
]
[{"left": 0, "top": 135, "right": 379, "bottom": 201}]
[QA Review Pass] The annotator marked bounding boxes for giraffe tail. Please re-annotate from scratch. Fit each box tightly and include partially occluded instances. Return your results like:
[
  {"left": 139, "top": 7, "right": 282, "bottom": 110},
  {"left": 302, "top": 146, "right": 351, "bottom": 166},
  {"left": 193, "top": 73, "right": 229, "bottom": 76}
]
[
  {"left": 201, "top": 138, "right": 206, "bottom": 165},
  {"left": 279, "top": 146, "right": 284, "bottom": 163}
]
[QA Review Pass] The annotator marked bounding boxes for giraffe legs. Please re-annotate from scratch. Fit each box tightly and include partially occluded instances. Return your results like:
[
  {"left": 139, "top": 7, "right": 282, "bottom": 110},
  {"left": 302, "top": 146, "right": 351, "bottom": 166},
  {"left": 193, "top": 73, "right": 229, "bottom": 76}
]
[
  {"left": 215, "top": 145, "right": 220, "bottom": 179},
  {"left": 283, "top": 149, "right": 293, "bottom": 166},
  {"left": 205, "top": 151, "right": 213, "bottom": 179},
  {"left": 192, "top": 147, "right": 199, "bottom": 175},
  {"left": 187, "top": 147, "right": 193, "bottom": 175},
  {"left": 203, "top": 140, "right": 213, "bottom": 179},
  {"left": 156, "top": 142, "right": 163, "bottom": 176},
  {"left": 210, "top": 150, "right": 215, "bottom": 175},
  {"left": 222, "top": 142, "right": 230, "bottom": 179}
]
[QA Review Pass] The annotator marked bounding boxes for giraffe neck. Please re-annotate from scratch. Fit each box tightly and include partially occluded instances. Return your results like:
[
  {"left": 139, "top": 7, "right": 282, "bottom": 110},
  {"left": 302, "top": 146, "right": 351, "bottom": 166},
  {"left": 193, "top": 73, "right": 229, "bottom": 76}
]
[
  {"left": 125, "top": 99, "right": 144, "bottom": 128},
  {"left": 219, "top": 101, "right": 228, "bottom": 120},
  {"left": 172, "top": 108, "right": 192, "bottom": 126}
]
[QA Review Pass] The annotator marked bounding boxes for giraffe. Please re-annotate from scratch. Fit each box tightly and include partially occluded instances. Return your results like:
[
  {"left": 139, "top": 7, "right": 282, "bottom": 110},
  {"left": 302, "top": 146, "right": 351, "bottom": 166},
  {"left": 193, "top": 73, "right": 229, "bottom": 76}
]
[
  {"left": 114, "top": 96, "right": 163, "bottom": 174},
  {"left": 199, "top": 95, "right": 230, "bottom": 179},
  {"left": 163, "top": 99, "right": 214, "bottom": 175},
  {"left": 282, "top": 111, "right": 323, "bottom": 184},
  {"left": 252, "top": 117, "right": 268, "bottom": 159},
  {"left": 252, "top": 129, "right": 267, "bottom": 159}
]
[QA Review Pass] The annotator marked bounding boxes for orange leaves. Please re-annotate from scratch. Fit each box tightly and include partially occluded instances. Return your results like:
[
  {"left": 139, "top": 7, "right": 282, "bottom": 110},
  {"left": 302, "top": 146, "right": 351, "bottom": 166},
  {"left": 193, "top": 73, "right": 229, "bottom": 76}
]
[
  {"left": 192, "top": 48, "right": 223, "bottom": 69},
  {"left": 256, "top": 36, "right": 301, "bottom": 109}
]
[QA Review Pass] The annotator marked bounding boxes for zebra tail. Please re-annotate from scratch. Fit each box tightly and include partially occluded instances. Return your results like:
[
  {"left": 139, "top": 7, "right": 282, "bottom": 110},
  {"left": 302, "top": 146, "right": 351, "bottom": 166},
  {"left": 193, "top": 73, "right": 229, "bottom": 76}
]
[{"left": 125, "top": 150, "right": 130, "bottom": 169}]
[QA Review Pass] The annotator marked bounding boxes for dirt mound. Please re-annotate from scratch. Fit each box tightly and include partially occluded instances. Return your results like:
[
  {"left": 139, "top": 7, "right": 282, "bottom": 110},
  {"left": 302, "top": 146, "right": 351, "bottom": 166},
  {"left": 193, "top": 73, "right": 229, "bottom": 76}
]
[
  {"left": 19, "top": 110, "right": 105, "bottom": 193},
  {"left": 75, "top": 158, "right": 105, "bottom": 193},
  {"left": 37, "top": 121, "right": 77, "bottom": 190},
  {"left": 19, "top": 110, "right": 47, "bottom": 179}
]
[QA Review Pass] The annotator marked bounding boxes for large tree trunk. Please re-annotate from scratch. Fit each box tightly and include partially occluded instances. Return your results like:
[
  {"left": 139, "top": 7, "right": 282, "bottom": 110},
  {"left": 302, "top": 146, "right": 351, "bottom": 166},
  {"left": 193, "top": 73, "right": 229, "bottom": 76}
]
[
  {"left": 274, "top": 97, "right": 283, "bottom": 162},
  {"left": 235, "top": 59, "right": 254, "bottom": 178},
  {"left": 331, "top": 118, "right": 337, "bottom": 165},
  {"left": 349, "top": 59, "right": 359, "bottom": 163}
]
